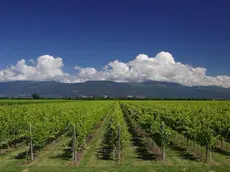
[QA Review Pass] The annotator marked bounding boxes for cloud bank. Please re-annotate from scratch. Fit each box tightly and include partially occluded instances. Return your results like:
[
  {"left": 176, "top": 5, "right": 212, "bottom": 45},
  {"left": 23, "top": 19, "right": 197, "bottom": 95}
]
[{"left": 0, "top": 52, "right": 230, "bottom": 88}]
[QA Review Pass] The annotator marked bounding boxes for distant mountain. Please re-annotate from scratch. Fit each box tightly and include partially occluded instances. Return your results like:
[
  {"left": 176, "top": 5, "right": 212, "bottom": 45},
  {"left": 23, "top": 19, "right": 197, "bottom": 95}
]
[{"left": 0, "top": 81, "right": 230, "bottom": 99}]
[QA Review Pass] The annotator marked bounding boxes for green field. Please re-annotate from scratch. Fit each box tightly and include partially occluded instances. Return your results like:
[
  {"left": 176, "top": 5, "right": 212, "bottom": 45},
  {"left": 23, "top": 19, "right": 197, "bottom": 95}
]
[
  {"left": 0, "top": 100, "right": 230, "bottom": 172},
  {"left": 0, "top": 99, "right": 72, "bottom": 105}
]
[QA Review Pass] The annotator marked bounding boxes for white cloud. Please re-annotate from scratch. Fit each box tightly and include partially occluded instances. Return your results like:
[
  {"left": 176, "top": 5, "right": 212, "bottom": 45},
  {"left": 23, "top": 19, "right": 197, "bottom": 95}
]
[
  {"left": 0, "top": 55, "right": 68, "bottom": 82},
  {"left": 72, "top": 51, "right": 230, "bottom": 88},
  {"left": 0, "top": 52, "right": 230, "bottom": 88}
]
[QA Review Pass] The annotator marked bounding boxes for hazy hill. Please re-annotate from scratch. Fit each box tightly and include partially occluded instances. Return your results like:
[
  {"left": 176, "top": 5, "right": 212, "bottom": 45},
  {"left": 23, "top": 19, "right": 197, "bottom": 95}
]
[{"left": 0, "top": 81, "right": 230, "bottom": 99}]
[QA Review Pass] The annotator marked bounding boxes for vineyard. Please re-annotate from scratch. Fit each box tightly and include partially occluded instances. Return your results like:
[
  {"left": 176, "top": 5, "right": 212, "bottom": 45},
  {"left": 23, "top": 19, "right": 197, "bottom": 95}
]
[{"left": 0, "top": 100, "right": 230, "bottom": 172}]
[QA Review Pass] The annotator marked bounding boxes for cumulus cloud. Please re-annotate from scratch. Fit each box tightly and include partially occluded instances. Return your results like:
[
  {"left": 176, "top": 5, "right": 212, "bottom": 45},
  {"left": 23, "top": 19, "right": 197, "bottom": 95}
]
[
  {"left": 0, "top": 52, "right": 230, "bottom": 88},
  {"left": 72, "top": 52, "right": 230, "bottom": 88},
  {"left": 0, "top": 55, "right": 68, "bottom": 82}
]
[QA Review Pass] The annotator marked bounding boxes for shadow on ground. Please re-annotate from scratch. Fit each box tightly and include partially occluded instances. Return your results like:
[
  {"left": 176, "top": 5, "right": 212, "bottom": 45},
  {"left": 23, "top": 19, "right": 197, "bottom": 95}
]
[
  {"left": 213, "top": 147, "right": 230, "bottom": 156},
  {"left": 96, "top": 125, "right": 114, "bottom": 161},
  {"left": 50, "top": 147, "right": 72, "bottom": 160},
  {"left": 122, "top": 107, "right": 158, "bottom": 161},
  {"left": 168, "top": 141, "right": 201, "bottom": 161}
]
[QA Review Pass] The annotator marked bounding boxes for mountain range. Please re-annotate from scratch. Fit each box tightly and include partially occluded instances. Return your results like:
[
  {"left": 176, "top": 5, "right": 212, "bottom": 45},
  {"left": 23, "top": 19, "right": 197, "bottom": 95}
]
[{"left": 0, "top": 81, "right": 230, "bottom": 99}]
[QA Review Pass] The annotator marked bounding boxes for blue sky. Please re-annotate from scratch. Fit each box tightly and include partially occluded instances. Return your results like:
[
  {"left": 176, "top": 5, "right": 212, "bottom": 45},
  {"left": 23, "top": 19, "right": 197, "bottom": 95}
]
[{"left": 0, "top": 0, "right": 230, "bottom": 87}]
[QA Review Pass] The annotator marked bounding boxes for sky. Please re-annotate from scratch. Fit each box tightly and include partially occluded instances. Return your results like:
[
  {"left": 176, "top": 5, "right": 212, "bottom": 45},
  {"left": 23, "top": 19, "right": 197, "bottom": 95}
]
[{"left": 0, "top": 0, "right": 230, "bottom": 87}]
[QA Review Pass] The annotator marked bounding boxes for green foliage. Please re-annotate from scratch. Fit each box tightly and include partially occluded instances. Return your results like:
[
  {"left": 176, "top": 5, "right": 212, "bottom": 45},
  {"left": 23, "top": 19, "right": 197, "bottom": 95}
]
[
  {"left": 122, "top": 100, "right": 230, "bottom": 162},
  {"left": 0, "top": 101, "right": 113, "bottom": 149},
  {"left": 122, "top": 103, "right": 171, "bottom": 147},
  {"left": 107, "top": 102, "right": 130, "bottom": 150}
]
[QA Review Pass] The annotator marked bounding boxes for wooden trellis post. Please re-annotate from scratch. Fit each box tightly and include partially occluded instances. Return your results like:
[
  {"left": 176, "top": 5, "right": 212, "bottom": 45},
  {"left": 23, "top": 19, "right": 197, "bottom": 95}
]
[
  {"left": 72, "top": 124, "right": 76, "bottom": 162},
  {"left": 29, "top": 123, "right": 34, "bottom": 161}
]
